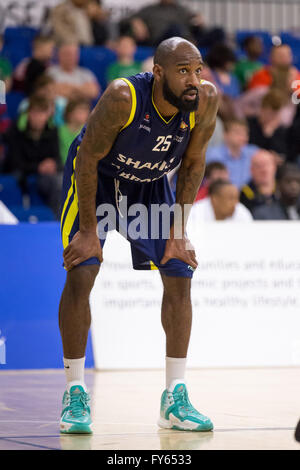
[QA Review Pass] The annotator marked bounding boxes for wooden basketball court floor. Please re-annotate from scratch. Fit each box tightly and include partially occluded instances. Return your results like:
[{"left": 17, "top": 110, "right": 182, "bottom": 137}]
[{"left": 0, "top": 367, "right": 299, "bottom": 450}]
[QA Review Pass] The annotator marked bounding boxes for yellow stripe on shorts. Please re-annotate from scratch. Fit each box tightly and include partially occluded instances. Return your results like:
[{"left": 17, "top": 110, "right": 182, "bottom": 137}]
[
  {"left": 150, "top": 260, "right": 158, "bottom": 270},
  {"left": 61, "top": 148, "right": 80, "bottom": 249}
]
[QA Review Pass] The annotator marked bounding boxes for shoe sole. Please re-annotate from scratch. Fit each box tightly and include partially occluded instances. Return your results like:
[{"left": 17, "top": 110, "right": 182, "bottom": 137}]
[
  {"left": 60, "top": 422, "right": 93, "bottom": 434},
  {"left": 157, "top": 417, "right": 213, "bottom": 432}
]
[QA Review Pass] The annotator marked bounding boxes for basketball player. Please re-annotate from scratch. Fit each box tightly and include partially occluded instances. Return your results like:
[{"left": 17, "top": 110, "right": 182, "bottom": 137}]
[{"left": 59, "top": 37, "right": 218, "bottom": 434}]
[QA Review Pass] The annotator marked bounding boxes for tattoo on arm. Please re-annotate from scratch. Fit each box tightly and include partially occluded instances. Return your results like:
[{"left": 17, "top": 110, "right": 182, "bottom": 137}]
[{"left": 75, "top": 80, "right": 132, "bottom": 232}]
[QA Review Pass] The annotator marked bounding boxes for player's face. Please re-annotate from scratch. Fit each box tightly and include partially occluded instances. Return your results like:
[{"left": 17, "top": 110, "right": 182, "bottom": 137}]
[{"left": 162, "top": 55, "right": 203, "bottom": 112}]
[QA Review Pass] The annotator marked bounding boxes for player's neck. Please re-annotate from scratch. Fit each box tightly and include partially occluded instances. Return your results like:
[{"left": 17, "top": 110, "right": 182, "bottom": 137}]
[{"left": 152, "top": 82, "right": 178, "bottom": 120}]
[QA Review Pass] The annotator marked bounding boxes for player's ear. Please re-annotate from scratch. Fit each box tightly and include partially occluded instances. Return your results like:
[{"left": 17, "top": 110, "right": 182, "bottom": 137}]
[{"left": 153, "top": 64, "right": 163, "bottom": 82}]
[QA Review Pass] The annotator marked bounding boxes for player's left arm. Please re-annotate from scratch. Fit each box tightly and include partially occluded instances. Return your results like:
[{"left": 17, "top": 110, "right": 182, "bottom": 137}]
[{"left": 161, "top": 82, "right": 219, "bottom": 269}]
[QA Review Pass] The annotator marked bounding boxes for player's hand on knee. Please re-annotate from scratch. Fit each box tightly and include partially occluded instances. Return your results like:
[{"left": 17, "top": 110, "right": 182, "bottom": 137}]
[
  {"left": 63, "top": 230, "right": 103, "bottom": 271},
  {"left": 160, "top": 236, "right": 198, "bottom": 270}
]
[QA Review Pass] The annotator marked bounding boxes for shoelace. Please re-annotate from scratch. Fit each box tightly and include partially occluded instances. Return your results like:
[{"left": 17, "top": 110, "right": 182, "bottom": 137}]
[{"left": 68, "top": 392, "right": 90, "bottom": 418}]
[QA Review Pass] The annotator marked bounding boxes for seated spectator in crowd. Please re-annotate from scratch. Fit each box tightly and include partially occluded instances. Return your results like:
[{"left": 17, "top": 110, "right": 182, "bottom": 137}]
[
  {"left": 248, "top": 44, "right": 300, "bottom": 93},
  {"left": 4, "top": 96, "right": 62, "bottom": 219},
  {"left": 13, "top": 35, "right": 54, "bottom": 93},
  {"left": 287, "top": 103, "right": 300, "bottom": 164},
  {"left": 189, "top": 12, "right": 225, "bottom": 50},
  {"left": 247, "top": 88, "right": 289, "bottom": 162},
  {"left": 204, "top": 43, "right": 241, "bottom": 120},
  {"left": 86, "top": 0, "right": 110, "bottom": 46},
  {"left": 106, "top": 36, "right": 142, "bottom": 83},
  {"left": 58, "top": 98, "right": 90, "bottom": 164},
  {"left": 120, "top": 0, "right": 197, "bottom": 47},
  {"left": 253, "top": 163, "right": 300, "bottom": 220},
  {"left": 18, "top": 75, "right": 66, "bottom": 127},
  {"left": 51, "top": 0, "right": 94, "bottom": 46},
  {"left": 47, "top": 43, "right": 100, "bottom": 101},
  {"left": 0, "top": 200, "right": 18, "bottom": 224},
  {"left": 206, "top": 119, "right": 258, "bottom": 189},
  {"left": 240, "top": 149, "right": 277, "bottom": 213},
  {"left": 234, "top": 36, "right": 264, "bottom": 90},
  {"left": 189, "top": 179, "right": 253, "bottom": 222},
  {"left": 0, "top": 34, "right": 13, "bottom": 93},
  {"left": 195, "top": 161, "right": 229, "bottom": 201}
]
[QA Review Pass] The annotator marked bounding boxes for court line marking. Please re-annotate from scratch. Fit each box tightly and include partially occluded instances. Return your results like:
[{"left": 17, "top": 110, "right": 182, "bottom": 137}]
[
  {"left": 0, "top": 437, "right": 59, "bottom": 451},
  {"left": 0, "top": 426, "right": 295, "bottom": 441}
]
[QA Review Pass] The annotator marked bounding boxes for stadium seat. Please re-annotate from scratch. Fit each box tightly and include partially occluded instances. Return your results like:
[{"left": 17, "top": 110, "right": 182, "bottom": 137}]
[
  {"left": 2, "top": 27, "right": 39, "bottom": 68},
  {"left": 79, "top": 45, "right": 155, "bottom": 92},
  {"left": 9, "top": 205, "right": 55, "bottom": 222},
  {"left": 0, "top": 175, "right": 23, "bottom": 206},
  {"left": 25, "top": 175, "right": 45, "bottom": 206},
  {"left": 79, "top": 46, "right": 117, "bottom": 92},
  {"left": 5, "top": 91, "right": 26, "bottom": 120}
]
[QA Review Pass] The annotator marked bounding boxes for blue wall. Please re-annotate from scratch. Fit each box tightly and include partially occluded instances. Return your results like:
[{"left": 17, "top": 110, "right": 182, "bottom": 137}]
[{"left": 0, "top": 223, "right": 94, "bottom": 369}]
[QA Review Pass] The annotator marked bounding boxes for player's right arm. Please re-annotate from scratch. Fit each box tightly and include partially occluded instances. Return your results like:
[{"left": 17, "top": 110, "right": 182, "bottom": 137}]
[{"left": 63, "top": 80, "right": 132, "bottom": 271}]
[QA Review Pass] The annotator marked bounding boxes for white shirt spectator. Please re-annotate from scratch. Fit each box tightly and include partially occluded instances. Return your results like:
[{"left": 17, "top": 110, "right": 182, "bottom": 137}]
[
  {"left": 189, "top": 197, "right": 253, "bottom": 223},
  {"left": 47, "top": 65, "right": 98, "bottom": 87}
]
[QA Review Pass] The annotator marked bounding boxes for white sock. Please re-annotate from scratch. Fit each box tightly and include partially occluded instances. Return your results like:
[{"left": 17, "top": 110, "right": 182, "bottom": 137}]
[
  {"left": 165, "top": 356, "right": 187, "bottom": 390},
  {"left": 63, "top": 357, "right": 87, "bottom": 391}
]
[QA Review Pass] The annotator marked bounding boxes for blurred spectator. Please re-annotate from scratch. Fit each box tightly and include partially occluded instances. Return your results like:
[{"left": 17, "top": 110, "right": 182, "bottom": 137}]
[
  {"left": 58, "top": 98, "right": 90, "bottom": 164},
  {"left": 247, "top": 89, "right": 288, "bottom": 163},
  {"left": 240, "top": 149, "right": 277, "bottom": 213},
  {"left": 234, "top": 36, "right": 264, "bottom": 90},
  {"left": 47, "top": 43, "right": 100, "bottom": 101},
  {"left": 106, "top": 36, "right": 142, "bottom": 83},
  {"left": 253, "top": 163, "right": 300, "bottom": 220},
  {"left": 51, "top": 0, "right": 94, "bottom": 46},
  {"left": 142, "top": 55, "right": 154, "bottom": 73},
  {"left": 13, "top": 36, "right": 54, "bottom": 93},
  {"left": 287, "top": 103, "right": 300, "bottom": 164},
  {"left": 4, "top": 96, "right": 62, "bottom": 219},
  {"left": 207, "top": 115, "right": 224, "bottom": 149},
  {"left": 248, "top": 44, "right": 300, "bottom": 94},
  {"left": 206, "top": 119, "right": 258, "bottom": 188},
  {"left": 86, "top": 0, "right": 110, "bottom": 46},
  {"left": 195, "top": 161, "right": 229, "bottom": 202},
  {"left": 205, "top": 43, "right": 241, "bottom": 120},
  {"left": 0, "top": 34, "right": 12, "bottom": 93},
  {"left": 120, "top": 0, "right": 196, "bottom": 47},
  {"left": 189, "top": 13, "right": 225, "bottom": 50},
  {"left": 18, "top": 75, "right": 66, "bottom": 127},
  {"left": 189, "top": 179, "right": 253, "bottom": 222},
  {"left": 0, "top": 200, "right": 18, "bottom": 224}
]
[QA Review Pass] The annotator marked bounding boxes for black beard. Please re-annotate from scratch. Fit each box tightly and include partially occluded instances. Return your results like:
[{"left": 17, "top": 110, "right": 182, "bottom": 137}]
[{"left": 162, "top": 78, "right": 199, "bottom": 112}]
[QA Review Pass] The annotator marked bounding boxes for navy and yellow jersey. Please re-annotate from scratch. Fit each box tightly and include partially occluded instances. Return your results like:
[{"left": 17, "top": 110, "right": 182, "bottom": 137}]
[
  {"left": 60, "top": 72, "right": 198, "bottom": 278},
  {"left": 79, "top": 72, "right": 196, "bottom": 183}
]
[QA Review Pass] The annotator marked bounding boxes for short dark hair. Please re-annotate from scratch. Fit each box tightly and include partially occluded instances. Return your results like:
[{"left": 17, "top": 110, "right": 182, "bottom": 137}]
[
  {"left": 261, "top": 88, "right": 285, "bottom": 111},
  {"left": 223, "top": 118, "right": 248, "bottom": 133},
  {"left": 208, "top": 179, "right": 233, "bottom": 196},
  {"left": 28, "top": 95, "right": 51, "bottom": 112},
  {"left": 205, "top": 161, "right": 227, "bottom": 178},
  {"left": 277, "top": 163, "right": 300, "bottom": 182},
  {"left": 32, "top": 35, "right": 54, "bottom": 47},
  {"left": 64, "top": 98, "right": 91, "bottom": 121},
  {"left": 205, "top": 43, "right": 236, "bottom": 69}
]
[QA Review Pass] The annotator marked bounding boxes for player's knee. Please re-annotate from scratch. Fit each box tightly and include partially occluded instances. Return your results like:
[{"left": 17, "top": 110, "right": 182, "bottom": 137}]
[
  {"left": 163, "top": 277, "right": 191, "bottom": 307},
  {"left": 65, "top": 264, "right": 99, "bottom": 299}
]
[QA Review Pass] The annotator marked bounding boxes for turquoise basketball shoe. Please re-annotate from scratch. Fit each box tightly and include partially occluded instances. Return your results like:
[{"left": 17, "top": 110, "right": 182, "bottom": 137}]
[
  {"left": 158, "top": 380, "right": 213, "bottom": 432},
  {"left": 60, "top": 385, "right": 93, "bottom": 434}
]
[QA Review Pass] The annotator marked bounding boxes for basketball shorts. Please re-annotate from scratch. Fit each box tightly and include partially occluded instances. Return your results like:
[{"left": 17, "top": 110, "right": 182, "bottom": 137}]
[{"left": 60, "top": 136, "right": 194, "bottom": 278}]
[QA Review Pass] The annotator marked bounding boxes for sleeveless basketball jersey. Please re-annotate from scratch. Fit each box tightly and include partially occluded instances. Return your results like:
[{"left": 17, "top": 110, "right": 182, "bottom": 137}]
[{"left": 80, "top": 72, "right": 195, "bottom": 184}]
